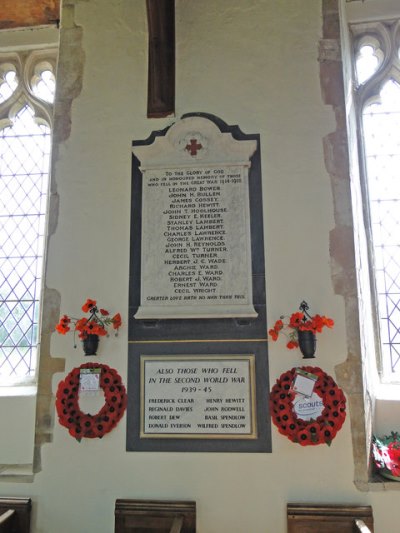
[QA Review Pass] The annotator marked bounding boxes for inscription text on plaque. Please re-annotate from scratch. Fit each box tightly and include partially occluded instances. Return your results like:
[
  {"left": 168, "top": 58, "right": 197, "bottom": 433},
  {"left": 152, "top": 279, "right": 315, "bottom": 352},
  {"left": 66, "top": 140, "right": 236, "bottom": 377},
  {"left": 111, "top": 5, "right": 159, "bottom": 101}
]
[
  {"left": 133, "top": 117, "right": 257, "bottom": 319},
  {"left": 140, "top": 355, "right": 257, "bottom": 439}
]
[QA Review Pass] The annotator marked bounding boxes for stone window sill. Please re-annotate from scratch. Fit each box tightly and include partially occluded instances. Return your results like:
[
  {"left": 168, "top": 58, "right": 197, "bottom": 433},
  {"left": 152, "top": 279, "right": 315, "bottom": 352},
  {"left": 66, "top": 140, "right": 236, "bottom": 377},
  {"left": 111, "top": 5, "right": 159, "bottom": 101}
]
[
  {"left": 0, "top": 385, "right": 37, "bottom": 398},
  {"left": 0, "top": 464, "right": 34, "bottom": 483}
]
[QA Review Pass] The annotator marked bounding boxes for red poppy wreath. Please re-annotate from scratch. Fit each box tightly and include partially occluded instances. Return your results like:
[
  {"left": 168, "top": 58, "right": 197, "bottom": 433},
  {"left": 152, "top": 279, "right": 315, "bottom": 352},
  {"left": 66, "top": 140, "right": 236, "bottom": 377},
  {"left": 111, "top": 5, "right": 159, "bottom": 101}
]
[
  {"left": 269, "top": 366, "right": 346, "bottom": 446},
  {"left": 56, "top": 363, "right": 127, "bottom": 441}
]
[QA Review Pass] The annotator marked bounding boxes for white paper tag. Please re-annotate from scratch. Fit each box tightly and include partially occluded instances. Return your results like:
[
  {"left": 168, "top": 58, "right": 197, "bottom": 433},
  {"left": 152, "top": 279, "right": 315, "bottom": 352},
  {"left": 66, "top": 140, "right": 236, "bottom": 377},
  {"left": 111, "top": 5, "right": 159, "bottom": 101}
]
[
  {"left": 291, "top": 369, "right": 318, "bottom": 398},
  {"left": 79, "top": 368, "right": 101, "bottom": 392}
]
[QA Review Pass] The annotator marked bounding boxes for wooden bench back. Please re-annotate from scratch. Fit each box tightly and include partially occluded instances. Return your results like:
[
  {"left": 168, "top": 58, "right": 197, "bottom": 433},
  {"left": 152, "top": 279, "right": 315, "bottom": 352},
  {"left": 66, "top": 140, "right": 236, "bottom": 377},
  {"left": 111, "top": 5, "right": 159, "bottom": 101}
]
[
  {"left": 287, "top": 504, "right": 373, "bottom": 533},
  {"left": 0, "top": 498, "right": 31, "bottom": 533},
  {"left": 115, "top": 500, "right": 196, "bottom": 533}
]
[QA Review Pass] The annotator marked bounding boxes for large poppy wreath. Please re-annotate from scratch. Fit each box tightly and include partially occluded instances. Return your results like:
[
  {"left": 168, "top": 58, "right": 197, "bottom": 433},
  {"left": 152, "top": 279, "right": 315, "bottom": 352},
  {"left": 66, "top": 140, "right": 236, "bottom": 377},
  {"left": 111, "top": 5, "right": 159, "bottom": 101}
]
[
  {"left": 56, "top": 363, "right": 127, "bottom": 440},
  {"left": 269, "top": 366, "right": 346, "bottom": 446}
]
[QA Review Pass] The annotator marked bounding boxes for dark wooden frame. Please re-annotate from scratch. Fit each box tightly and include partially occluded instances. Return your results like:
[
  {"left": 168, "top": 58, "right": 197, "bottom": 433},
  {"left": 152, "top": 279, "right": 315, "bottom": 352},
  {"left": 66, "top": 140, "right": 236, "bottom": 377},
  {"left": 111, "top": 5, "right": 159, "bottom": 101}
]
[
  {"left": 287, "top": 504, "right": 374, "bottom": 533},
  {"left": 115, "top": 500, "right": 195, "bottom": 533},
  {"left": 0, "top": 498, "right": 31, "bottom": 533},
  {"left": 146, "top": 0, "right": 175, "bottom": 118}
]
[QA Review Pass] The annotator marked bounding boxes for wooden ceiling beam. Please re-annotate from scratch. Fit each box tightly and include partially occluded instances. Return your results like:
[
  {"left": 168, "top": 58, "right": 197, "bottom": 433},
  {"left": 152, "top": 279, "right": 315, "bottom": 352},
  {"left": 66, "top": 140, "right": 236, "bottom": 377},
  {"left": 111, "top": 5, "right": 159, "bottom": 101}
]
[
  {"left": 146, "top": 0, "right": 175, "bottom": 118},
  {"left": 0, "top": 0, "right": 60, "bottom": 30}
]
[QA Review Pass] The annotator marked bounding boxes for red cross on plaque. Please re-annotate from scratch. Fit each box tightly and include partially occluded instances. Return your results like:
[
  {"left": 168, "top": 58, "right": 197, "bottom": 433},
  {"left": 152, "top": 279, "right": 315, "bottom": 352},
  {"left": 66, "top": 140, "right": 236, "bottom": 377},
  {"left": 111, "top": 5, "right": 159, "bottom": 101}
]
[{"left": 186, "top": 138, "right": 202, "bottom": 156}]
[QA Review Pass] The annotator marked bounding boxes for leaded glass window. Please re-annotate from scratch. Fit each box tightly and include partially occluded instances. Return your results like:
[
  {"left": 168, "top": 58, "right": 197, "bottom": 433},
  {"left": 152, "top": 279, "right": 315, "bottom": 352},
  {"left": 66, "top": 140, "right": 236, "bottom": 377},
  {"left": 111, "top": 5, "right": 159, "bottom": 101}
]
[
  {"left": 0, "top": 51, "right": 56, "bottom": 383},
  {"left": 352, "top": 21, "right": 400, "bottom": 379}
]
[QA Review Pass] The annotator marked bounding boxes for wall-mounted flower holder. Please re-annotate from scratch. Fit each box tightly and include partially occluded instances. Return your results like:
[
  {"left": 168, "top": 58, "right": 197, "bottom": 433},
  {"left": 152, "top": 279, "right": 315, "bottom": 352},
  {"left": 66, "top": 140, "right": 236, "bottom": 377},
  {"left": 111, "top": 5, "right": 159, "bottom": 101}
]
[
  {"left": 268, "top": 300, "right": 334, "bottom": 359},
  {"left": 297, "top": 329, "right": 316, "bottom": 358},
  {"left": 55, "top": 298, "right": 122, "bottom": 356},
  {"left": 82, "top": 334, "right": 100, "bottom": 356}
]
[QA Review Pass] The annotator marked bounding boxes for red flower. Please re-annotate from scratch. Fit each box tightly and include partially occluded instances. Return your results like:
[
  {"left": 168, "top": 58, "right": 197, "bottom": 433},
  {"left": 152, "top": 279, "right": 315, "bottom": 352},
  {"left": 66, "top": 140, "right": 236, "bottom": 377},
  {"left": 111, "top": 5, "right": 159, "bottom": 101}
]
[
  {"left": 286, "top": 340, "right": 299, "bottom": 350},
  {"left": 307, "top": 422, "right": 322, "bottom": 444},
  {"left": 321, "top": 425, "right": 335, "bottom": 443},
  {"left": 268, "top": 319, "right": 284, "bottom": 341},
  {"left": 75, "top": 318, "right": 87, "bottom": 332},
  {"left": 60, "top": 315, "right": 70, "bottom": 325},
  {"left": 278, "top": 407, "right": 293, "bottom": 424},
  {"left": 97, "top": 325, "right": 108, "bottom": 336},
  {"left": 100, "top": 308, "right": 109, "bottom": 316},
  {"left": 112, "top": 313, "right": 122, "bottom": 329},
  {"left": 82, "top": 299, "right": 97, "bottom": 313},
  {"left": 85, "top": 321, "right": 101, "bottom": 334},
  {"left": 80, "top": 414, "right": 95, "bottom": 436},
  {"left": 101, "top": 371, "right": 114, "bottom": 387},
  {"left": 297, "top": 428, "right": 312, "bottom": 446},
  {"left": 55, "top": 315, "right": 71, "bottom": 334},
  {"left": 269, "top": 328, "right": 279, "bottom": 341},
  {"left": 322, "top": 316, "right": 334, "bottom": 328},
  {"left": 289, "top": 312, "right": 304, "bottom": 328},
  {"left": 387, "top": 442, "right": 400, "bottom": 476},
  {"left": 56, "top": 322, "right": 70, "bottom": 334}
]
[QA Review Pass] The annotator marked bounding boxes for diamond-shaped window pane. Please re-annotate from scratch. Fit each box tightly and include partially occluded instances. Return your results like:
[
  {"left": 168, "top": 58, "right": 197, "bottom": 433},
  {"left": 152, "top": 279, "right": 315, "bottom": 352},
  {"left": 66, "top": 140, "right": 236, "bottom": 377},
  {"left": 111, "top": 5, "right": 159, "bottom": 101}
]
[
  {"left": 0, "top": 70, "right": 18, "bottom": 104},
  {"left": 0, "top": 99, "right": 52, "bottom": 380},
  {"left": 363, "top": 79, "right": 400, "bottom": 376}
]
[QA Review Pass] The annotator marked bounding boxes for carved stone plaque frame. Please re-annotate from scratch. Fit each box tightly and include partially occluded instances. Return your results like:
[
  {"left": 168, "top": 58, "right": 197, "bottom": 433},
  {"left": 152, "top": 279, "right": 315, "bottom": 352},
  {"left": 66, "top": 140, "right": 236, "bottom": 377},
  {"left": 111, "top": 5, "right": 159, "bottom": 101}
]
[
  {"left": 128, "top": 113, "right": 271, "bottom": 452},
  {"left": 129, "top": 113, "right": 267, "bottom": 341}
]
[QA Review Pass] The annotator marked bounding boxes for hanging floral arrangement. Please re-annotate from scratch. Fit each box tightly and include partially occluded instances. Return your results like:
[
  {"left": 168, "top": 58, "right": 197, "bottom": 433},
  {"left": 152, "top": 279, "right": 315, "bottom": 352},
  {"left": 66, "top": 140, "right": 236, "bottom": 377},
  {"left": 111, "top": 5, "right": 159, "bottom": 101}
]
[
  {"left": 268, "top": 301, "right": 334, "bottom": 357},
  {"left": 56, "top": 363, "right": 127, "bottom": 441},
  {"left": 55, "top": 298, "right": 122, "bottom": 354},
  {"left": 269, "top": 366, "right": 346, "bottom": 446}
]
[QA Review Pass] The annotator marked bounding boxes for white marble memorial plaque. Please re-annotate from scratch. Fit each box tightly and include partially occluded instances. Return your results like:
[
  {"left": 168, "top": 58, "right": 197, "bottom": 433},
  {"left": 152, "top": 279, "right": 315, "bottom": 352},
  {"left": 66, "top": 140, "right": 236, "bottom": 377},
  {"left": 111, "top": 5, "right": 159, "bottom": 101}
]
[
  {"left": 133, "top": 117, "right": 257, "bottom": 319},
  {"left": 140, "top": 355, "right": 257, "bottom": 439}
]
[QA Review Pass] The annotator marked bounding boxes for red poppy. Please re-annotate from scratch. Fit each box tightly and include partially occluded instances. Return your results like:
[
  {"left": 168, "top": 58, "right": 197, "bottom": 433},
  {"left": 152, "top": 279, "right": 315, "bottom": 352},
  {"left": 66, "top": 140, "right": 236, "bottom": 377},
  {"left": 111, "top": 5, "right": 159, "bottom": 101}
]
[
  {"left": 56, "top": 314, "right": 71, "bottom": 334},
  {"left": 56, "top": 322, "right": 70, "bottom": 334},
  {"left": 112, "top": 313, "right": 122, "bottom": 329},
  {"left": 322, "top": 316, "right": 334, "bottom": 328},
  {"left": 101, "top": 371, "right": 114, "bottom": 387},
  {"left": 307, "top": 422, "right": 322, "bottom": 444},
  {"left": 278, "top": 407, "right": 293, "bottom": 423},
  {"left": 321, "top": 425, "right": 335, "bottom": 443},
  {"left": 269, "top": 328, "right": 279, "bottom": 341},
  {"left": 286, "top": 340, "right": 299, "bottom": 350},
  {"left": 96, "top": 325, "right": 108, "bottom": 336},
  {"left": 80, "top": 414, "right": 95, "bottom": 436},
  {"left": 386, "top": 444, "right": 400, "bottom": 476},
  {"left": 289, "top": 312, "right": 304, "bottom": 328},
  {"left": 82, "top": 299, "right": 97, "bottom": 313},
  {"left": 298, "top": 320, "right": 313, "bottom": 332},
  {"left": 75, "top": 318, "right": 87, "bottom": 332},
  {"left": 297, "top": 428, "right": 312, "bottom": 446},
  {"left": 100, "top": 308, "right": 109, "bottom": 316},
  {"left": 84, "top": 320, "right": 102, "bottom": 335}
]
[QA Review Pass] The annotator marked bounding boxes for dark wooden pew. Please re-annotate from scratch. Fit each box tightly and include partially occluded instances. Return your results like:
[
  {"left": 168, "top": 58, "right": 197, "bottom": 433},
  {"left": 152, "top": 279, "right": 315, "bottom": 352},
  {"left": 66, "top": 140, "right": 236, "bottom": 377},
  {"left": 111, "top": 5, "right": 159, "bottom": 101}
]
[
  {"left": 115, "top": 500, "right": 196, "bottom": 533},
  {"left": 287, "top": 504, "right": 373, "bottom": 533},
  {"left": 0, "top": 498, "right": 31, "bottom": 533}
]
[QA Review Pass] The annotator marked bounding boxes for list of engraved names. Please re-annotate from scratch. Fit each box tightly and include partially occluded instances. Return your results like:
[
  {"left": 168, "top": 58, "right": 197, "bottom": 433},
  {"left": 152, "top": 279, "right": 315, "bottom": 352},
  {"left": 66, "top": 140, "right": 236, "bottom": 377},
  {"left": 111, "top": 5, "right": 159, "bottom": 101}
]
[
  {"left": 138, "top": 165, "right": 255, "bottom": 316},
  {"left": 141, "top": 356, "right": 256, "bottom": 438}
]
